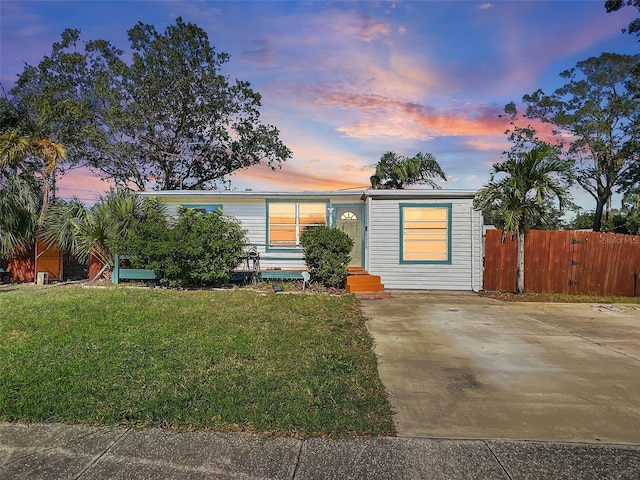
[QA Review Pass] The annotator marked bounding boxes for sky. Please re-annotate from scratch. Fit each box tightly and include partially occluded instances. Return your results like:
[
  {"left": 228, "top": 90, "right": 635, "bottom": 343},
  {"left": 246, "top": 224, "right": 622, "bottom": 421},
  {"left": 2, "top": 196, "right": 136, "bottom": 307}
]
[{"left": 1, "top": 0, "right": 638, "bottom": 211}]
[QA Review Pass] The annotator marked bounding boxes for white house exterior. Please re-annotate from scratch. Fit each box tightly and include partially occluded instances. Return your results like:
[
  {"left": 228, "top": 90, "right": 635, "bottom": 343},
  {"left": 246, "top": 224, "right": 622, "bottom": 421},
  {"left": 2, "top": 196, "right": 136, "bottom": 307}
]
[{"left": 139, "top": 189, "right": 483, "bottom": 291}]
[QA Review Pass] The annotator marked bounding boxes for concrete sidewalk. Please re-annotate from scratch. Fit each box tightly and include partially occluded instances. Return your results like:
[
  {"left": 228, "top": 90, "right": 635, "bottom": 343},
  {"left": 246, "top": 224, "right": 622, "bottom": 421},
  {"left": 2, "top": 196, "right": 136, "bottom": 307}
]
[{"left": 1, "top": 422, "right": 639, "bottom": 479}]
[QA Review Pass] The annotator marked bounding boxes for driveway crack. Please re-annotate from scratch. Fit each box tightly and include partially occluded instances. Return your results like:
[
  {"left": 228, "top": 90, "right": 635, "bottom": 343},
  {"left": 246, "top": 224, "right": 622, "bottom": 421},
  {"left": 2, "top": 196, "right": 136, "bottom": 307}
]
[{"left": 484, "top": 441, "right": 512, "bottom": 480}]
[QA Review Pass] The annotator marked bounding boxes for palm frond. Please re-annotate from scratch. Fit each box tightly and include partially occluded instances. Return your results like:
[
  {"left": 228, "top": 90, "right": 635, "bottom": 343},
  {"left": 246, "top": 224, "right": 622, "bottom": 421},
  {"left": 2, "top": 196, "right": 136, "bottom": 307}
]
[
  {"left": 0, "top": 130, "right": 32, "bottom": 169},
  {"left": 0, "top": 174, "right": 40, "bottom": 257}
]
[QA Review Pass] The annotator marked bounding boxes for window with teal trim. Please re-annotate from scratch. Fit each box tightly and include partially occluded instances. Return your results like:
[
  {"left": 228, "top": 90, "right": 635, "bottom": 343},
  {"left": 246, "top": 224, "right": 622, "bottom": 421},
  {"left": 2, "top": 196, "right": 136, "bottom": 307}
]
[
  {"left": 268, "top": 202, "right": 326, "bottom": 247},
  {"left": 178, "top": 204, "right": 222, "bottom": 214},
  {"left": 400, "top": 204, "right": 451, "bottom": 263}
]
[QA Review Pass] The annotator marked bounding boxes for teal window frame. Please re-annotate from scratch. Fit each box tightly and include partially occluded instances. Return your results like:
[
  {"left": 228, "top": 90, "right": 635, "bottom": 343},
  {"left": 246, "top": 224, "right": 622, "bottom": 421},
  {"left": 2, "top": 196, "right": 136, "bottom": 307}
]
[
  {"left": 266, "top": 200, "right": 328, "bottom": 251},
  {"left": 178, "top": 204, "right": 222, "bottom": 214},
  {"left": 399, "top": 203, "right": 452, "bottom": 264}
]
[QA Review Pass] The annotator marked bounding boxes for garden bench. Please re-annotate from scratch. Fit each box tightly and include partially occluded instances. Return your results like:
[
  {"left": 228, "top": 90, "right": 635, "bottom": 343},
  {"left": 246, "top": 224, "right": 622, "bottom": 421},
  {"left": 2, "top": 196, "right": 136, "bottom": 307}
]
[
  {"left": 260, "top": 270, "right": 306, "bottom": 281},
  {"left": 111, "top": 254, "right": 157, "bottom": 284}
]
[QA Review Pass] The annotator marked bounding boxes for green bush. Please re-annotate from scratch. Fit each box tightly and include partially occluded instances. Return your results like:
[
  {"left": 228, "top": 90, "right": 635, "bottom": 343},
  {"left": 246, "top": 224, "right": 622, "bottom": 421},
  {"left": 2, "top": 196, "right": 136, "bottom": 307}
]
[
  {"left": 115, "top": 207, "right": 247, "bottom": 287},
  {"left": 301, "top": 226, "right": 353, "bottom": 288}
]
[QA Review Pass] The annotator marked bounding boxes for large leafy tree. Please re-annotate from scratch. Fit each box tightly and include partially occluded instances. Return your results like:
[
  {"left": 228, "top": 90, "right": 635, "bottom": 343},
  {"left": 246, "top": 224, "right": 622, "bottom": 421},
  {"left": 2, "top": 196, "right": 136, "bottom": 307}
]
[
  {"left": 9, "top": 18, "right": 292, "bottom": 191},
  {"left": 6, "top": 29, "right": 98, "bottom": 177},
  {"left": 519, "top": 52, "right": 640, "bottom": 232},
  {"left": 474, "top": 145, "right": 574, "bottom": 294},
  {"left": 370, "top": 151, "right": 446, "bottom": 189}
]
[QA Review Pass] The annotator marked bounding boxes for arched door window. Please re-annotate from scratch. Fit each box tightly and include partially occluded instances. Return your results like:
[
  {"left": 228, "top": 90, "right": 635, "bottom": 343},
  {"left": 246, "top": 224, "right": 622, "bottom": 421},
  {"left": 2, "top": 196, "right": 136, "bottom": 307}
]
[{"left": 340, "top": 211, "right": 358, "bottom": 220}]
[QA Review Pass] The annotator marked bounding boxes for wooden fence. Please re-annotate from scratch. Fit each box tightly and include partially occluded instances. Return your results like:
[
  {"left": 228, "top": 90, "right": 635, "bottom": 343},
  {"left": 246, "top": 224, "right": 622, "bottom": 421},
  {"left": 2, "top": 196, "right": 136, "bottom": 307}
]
[{"left": 484, "top": 229, "right": 640, "bottom": 296}]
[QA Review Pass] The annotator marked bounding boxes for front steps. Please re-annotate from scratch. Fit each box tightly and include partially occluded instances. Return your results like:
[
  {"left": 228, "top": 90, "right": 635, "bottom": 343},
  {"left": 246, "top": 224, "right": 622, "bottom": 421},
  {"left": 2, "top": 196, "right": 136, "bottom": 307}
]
[{"left": 346, "top": 268, "right": 392, "bottom": 299}]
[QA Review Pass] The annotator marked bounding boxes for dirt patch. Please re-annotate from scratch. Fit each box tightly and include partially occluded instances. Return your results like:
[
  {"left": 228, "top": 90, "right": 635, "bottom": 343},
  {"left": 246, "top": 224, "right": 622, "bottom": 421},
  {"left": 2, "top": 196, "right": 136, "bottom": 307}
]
[{"left": 481, "top": 291, "right": 640, "bottom": 304}]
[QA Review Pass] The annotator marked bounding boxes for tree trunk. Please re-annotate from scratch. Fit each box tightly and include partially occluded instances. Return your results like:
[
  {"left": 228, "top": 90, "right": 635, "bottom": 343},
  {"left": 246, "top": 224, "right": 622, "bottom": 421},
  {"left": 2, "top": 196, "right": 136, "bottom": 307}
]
[
  {"left": 593, "top": 198, "right": 606, "bottom": 232},
  {"left": 516, "top": 227, "right": 525, "bottom": 294},
  {"left": 39, "top": 170, "right": 51, "bottom": 224}
]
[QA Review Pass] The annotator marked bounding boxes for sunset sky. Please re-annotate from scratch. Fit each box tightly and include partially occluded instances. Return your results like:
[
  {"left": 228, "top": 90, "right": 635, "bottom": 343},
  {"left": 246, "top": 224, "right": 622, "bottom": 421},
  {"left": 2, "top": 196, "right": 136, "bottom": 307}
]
[{"left": 1, "top": 1, "right": 637, "bottom": 211}]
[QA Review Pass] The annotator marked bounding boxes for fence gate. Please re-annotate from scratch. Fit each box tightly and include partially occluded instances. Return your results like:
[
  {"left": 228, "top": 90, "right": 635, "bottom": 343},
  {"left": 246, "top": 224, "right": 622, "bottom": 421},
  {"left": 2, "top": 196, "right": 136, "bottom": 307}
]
[
  {"left": 568, "top": 233, "right": 585, "bottom": 294},
  {"left": 483, "top": 230, "right": 640, "bottom": 296}
]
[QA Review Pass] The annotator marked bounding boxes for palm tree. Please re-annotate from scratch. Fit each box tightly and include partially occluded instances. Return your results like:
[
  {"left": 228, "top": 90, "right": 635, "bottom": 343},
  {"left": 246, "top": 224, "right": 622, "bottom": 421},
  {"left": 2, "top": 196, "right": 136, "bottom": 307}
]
[
  {"left": 41, "top": 189, "right": 166, "bottom": 270},
  {"left": 0, "top": 174, "right": 40, "bottom": 257},
  {"left": 370, "top": 151, "right": 446, "bottom": 189},
  {"left": 474, "top": 144, "right": 574, "bottom": 293},
  {"left": 40, "top": 198, "right": 90, "bottom": 260},
  {"left": 0, "top": 129, "right": 66, "bottom": 222}
]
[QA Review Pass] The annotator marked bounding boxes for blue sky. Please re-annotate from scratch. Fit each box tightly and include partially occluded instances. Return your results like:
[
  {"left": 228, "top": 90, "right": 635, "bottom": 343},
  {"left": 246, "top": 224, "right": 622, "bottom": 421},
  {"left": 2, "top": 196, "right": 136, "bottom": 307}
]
[{"left": 1, "top": 1, "right": 637, "bottom": 210}]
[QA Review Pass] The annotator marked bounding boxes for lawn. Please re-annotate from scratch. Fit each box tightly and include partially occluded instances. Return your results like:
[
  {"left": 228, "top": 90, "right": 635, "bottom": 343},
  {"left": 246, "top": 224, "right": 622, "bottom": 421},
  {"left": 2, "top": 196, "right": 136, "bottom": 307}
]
[{"left": 0, "top": 285, "right": 395, "bottom": 437}]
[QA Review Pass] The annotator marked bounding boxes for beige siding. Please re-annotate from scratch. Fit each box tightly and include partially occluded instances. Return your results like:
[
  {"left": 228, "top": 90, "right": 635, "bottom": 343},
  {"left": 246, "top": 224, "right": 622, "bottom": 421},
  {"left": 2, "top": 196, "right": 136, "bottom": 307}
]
[{"left": 367, "top": 198, "right": 482, "bottom": 291}]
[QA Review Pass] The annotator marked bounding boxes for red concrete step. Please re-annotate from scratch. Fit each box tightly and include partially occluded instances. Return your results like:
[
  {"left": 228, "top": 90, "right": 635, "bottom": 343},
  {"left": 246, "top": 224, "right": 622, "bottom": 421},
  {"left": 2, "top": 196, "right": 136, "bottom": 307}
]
[
  {"left": 346, "top": 274, "right": 382, "bottom": 287},
  {"left": 347, "top": 283, "right": 385, "bottom": 293},
  {"left": 346, "top": 273, "right": 385, "bottom": 293},
  {"left": 346, "top": 269, "right": 385, "bottom": 293}
]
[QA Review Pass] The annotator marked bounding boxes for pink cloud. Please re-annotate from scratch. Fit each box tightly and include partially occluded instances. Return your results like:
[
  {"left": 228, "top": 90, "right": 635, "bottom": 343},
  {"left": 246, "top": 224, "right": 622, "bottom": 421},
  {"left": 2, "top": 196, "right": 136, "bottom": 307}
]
[
  {"left": 230, "top": 162, "right": 369, "bottom": 191},
  {"left": 230, "top": 136, "right": 374, "bottom": 191},
  {"left": 303, "top": 89, "right": 509, "bottom": 140},
  {"left": 464, "top": 138, "right": 511, "bottom": 151},
  {"left": 336, "top": 11, "right": 391, "bottom": 42},
  {"left": 478, "top": 3, "right": 494, "bottom": 10}
]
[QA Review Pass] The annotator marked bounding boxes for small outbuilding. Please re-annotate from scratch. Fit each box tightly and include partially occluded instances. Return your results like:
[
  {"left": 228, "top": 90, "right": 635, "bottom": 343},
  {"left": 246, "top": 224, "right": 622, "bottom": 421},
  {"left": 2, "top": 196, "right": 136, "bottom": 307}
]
[{"left": 140, "top": 189, "right": 483, "bottom": 291}]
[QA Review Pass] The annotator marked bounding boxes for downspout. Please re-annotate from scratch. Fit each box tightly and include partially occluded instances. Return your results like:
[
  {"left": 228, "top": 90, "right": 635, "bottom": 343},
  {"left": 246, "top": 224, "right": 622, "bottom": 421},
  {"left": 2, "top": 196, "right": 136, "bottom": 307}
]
[
  {"left": 471, "top": 207, "right": 483, "bottom": 292},
  {"left": 361, "top": 190, "right": 369, "bottom": 272},
  {"left": 470, "top": 207, "right": 475, "bottom": 292}
]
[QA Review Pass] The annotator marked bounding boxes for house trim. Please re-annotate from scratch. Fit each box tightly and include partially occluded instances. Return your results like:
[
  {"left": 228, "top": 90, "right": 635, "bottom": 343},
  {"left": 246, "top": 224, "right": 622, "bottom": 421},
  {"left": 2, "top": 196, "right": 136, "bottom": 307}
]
[
  {"left": 332, "top": 203, "right": 366, "bottom": 269},
  {"left": 265, "top": 199, "right": 330, "bottom": 252},
  {"left": 399, "top": 203, "right": 453, "bottom": 265}
]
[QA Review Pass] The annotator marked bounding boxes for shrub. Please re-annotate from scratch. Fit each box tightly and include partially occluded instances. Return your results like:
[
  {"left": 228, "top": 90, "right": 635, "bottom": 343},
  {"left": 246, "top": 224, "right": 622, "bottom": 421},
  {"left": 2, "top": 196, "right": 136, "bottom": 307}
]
[
  {"left": 116, "top": 207, "right": 247, "bottom": 287},
  {"left": 301, "top": 226, "right": 353, "bottom": 288}
]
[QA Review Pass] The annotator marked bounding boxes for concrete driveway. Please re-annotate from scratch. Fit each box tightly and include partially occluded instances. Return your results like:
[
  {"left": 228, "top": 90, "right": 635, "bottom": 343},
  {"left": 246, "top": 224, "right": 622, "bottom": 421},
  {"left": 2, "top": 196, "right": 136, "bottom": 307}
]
[{"left": 362, "top": 292, "right": 640, "bottom": 444}]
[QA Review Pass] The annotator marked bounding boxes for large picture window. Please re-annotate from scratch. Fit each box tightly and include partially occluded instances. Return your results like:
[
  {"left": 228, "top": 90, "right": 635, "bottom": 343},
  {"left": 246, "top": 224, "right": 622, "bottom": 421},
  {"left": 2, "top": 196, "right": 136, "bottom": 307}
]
[
  {"left": 400, "top": 204, "right": 451, "bottom": 263},
  {"left": 268, "top": 202, "right": 326, "bottom": 247}
]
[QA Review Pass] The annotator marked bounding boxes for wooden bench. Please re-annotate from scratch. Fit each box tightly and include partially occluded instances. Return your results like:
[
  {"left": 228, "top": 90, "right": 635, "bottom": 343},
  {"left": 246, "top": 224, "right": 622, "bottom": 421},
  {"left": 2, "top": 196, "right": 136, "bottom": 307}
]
[
  {"left": 111, "top": 252, "right": 308, "bottom": 285},
  {"left": 260, "top": 270, "right": 306, "bottom": 281},
  {"left": 111, "top": 254, "right": 157, "bottom": 284}
]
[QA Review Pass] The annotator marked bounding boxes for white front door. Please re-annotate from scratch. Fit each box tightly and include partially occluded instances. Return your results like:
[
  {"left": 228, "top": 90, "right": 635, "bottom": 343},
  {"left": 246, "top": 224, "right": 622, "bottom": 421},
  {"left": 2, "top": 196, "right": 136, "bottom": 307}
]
[{"left": 336, "top": 207, "right": 363, "bottom": 268}]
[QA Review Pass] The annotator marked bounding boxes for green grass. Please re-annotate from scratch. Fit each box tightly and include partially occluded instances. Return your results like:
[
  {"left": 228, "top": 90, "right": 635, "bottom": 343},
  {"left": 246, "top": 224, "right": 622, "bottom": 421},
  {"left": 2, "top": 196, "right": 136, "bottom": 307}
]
[{"left": 0, "top": 286, "right": 395, "bottom": 436}]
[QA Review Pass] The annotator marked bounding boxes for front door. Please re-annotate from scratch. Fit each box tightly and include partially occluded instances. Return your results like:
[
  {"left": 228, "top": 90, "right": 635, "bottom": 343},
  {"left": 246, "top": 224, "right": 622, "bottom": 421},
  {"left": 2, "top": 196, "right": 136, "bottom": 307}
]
[{"left": 336, "top": 206, "right": 363, "bottom": 268}]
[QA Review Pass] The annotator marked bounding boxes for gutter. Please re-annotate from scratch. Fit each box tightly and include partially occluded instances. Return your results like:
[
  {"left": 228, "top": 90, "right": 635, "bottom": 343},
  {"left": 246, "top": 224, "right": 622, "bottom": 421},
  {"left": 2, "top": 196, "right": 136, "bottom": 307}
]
[{"left": 362, "top": 189, "right": 478, "bottom": 200}]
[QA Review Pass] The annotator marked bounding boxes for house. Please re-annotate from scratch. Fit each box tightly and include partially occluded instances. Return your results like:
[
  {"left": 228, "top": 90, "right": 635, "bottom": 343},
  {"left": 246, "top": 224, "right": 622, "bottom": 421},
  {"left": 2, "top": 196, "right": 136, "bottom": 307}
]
[{"left": 138, "top": 189, "right": 483, "bottom": 291}]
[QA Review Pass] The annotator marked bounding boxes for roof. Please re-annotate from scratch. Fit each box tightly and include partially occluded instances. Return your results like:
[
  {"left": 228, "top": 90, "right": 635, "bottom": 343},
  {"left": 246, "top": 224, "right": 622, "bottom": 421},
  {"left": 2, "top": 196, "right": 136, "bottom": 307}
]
[
  {"left": 363, "top": 189, "right": 477, "bottom": 200},
  {"left": 137, "top": 189, "right": 478, "bottom": 200},
  {"left": 137, "top": 190, "right": 364, "bottom": 199}
]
